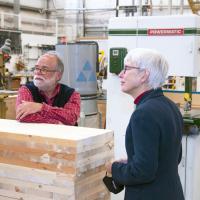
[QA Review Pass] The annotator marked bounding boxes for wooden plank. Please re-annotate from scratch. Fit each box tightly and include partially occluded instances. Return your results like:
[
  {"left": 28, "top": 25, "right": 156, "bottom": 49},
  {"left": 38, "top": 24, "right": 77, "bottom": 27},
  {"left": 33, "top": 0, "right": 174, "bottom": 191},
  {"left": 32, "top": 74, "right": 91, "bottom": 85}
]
[
  {"left": 0, "top": 128, "right": 113, "bottom": 153},
  {"left": 77, "top": 149, "right": 114, "bottom": 166},
  {"left": 4, "top": 95, "right": 17, "bottom": 120},
  {"left": 77, "top": 151, "right": 113, "bottom": 174},
  {"left": 76, "top": 171, "right": 106, "bottom": 194},
  {"left": 164, "top": 92, "right": 200, "bottom": 108},
  {"left": 74, "top": 165, "right": 106, "bottom": 181},
  {"left": 76, "top": 184, "right": 109, "bottom": 200},
  {"left": 97, "top": 99, "right": 106, "bottom": 128},
  {"left": 0, "top": 144, "right": 76, "bottom": 160},
  {"left": 0, "top": 189, "right": 52, "bottom": 200},
  {"left": 0, "top": 119, "right": 113, "bottom": 141},
  {"left": 76, "top": 133, "right": 114, "bottom": 152},
  {"left": 0, "top": 163, "right": 75, "bottom": 187},
  {"left": 0, "top": 157, "right": 75, "bottom": 174},
  {"left": 0, "top": 132, "right": 77, "bottom": 149},
  {"left": 0, "top": 196, "right": 15, "bottom": 200},
  {"left": 0, "top": 135, "right": 77, "bottom": 154},
  {"left": 0, "top": 177, "right": 73, "bottom": 195}
]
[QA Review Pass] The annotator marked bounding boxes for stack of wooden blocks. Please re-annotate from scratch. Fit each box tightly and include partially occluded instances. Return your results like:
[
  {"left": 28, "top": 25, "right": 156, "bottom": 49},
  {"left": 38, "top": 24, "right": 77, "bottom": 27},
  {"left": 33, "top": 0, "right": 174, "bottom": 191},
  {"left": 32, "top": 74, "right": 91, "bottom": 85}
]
[{"left": 0, "top": 119, "right": 114, "bottom": 200}]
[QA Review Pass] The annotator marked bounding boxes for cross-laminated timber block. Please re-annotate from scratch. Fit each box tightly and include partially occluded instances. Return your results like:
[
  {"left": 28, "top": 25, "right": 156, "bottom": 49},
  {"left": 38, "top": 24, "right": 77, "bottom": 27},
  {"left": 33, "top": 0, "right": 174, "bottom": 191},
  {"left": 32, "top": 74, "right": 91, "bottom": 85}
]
[{"left": 0, "top": 119, "right": 114, "bottom": 200}]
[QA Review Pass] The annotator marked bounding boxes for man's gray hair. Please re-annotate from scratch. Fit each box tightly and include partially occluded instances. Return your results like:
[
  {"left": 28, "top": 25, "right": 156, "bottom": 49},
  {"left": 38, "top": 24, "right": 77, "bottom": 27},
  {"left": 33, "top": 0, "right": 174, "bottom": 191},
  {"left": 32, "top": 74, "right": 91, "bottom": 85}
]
[
  {"left": 124, "top": 48, "right": 169, "bottom": 89},
  {"left": 45, "top": 51, "right": 64, "bottom": 75}
]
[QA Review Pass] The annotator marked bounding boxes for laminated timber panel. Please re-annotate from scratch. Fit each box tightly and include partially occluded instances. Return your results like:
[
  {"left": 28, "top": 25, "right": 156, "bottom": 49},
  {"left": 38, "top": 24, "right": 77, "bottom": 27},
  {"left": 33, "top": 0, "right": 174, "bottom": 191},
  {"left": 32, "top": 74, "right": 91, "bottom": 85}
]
[
  {"left": 0, "top": 119, "right": 114, "bottom": 200},
  {"left": 164, "top": 92, "right": 200, "bottom": 109}
]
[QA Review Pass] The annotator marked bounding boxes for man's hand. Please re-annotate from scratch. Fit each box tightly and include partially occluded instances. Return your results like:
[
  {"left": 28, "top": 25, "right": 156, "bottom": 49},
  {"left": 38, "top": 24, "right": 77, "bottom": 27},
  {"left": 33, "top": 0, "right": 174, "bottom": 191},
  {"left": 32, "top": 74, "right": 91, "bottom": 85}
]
[{"left": 16, "top": 101, "right": 43, "bottom": 120}]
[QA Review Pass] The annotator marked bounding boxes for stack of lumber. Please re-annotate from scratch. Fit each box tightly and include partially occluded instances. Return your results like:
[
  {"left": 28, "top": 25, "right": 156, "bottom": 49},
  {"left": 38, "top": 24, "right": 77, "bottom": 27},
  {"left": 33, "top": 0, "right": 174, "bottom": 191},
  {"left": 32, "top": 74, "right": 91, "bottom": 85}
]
[{"left": 0, "top": 119, "right": 114, "bottom": 200}]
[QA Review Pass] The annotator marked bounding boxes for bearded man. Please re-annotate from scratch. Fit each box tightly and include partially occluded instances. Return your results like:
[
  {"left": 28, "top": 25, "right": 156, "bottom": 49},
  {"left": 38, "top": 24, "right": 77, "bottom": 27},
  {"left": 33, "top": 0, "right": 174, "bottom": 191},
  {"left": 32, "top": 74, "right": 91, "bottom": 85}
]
[{"left": 16, "top": 51, "right": 80, "bottom": 125}]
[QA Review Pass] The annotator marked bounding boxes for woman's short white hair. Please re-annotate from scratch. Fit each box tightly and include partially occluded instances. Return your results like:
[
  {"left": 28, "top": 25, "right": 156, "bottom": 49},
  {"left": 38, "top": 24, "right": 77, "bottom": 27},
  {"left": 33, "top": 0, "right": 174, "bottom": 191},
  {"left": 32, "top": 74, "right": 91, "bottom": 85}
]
[{"left": 124, "top": 48, "right": 169, "bottom": 89}]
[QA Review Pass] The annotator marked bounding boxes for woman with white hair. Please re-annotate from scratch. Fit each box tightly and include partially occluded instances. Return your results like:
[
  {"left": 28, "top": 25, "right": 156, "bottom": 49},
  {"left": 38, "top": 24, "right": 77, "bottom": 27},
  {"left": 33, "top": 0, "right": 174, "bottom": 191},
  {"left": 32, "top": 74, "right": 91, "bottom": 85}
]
[{"left": 106, "top": 48, "right": 184, "bottom": 200}]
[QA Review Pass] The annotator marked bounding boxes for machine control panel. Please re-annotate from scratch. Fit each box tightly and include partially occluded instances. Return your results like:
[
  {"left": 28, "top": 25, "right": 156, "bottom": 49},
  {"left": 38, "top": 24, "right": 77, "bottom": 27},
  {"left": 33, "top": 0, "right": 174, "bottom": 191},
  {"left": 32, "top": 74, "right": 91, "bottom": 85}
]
[{"left": 109, "top": 47, "right": 127, "bottom": 75}]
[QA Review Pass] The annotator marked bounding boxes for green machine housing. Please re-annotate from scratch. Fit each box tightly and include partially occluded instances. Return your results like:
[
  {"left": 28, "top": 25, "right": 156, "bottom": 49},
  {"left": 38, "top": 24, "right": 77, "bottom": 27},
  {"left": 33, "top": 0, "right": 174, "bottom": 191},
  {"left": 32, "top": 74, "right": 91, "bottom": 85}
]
[{"left": 109, "top": 47, "right": 127, "bottom": 74}]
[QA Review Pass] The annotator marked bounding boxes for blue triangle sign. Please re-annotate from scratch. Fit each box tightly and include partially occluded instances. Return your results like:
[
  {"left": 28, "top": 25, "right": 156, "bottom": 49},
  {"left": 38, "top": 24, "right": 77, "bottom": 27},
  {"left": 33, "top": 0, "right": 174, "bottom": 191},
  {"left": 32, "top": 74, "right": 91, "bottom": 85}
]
[
  {"left": 76, "top": 72, "right": 87, "bottom": 82},
  {"left": 88, "top": 72, "right": 96, "bottom": 82},
  {"left": 83, "top": 61, "right": 91, "bottom": 71}
]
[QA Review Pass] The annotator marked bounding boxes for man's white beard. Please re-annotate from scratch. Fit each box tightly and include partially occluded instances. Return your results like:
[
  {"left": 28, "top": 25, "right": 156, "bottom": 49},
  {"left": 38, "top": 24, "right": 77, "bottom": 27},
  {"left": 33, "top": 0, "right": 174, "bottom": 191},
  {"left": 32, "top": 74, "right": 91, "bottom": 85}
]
[{"left": 33, "top": 76, "right": 56, "bottom": 91}]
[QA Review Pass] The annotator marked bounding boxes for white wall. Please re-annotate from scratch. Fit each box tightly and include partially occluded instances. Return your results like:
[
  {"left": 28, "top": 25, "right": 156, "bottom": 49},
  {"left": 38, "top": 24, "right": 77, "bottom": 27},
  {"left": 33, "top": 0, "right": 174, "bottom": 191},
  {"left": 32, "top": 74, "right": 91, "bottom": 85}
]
[
  {"left": 86, "top": 0, "right": 116, "bottom": 8},
  {"left": 21, "top": 33, "right": 57, "bottom": 46},
  {"left": 20, "top": 0, "right": 45, "bottom": 9},
  {"left": 0, "top": 0, "right": 45, "bottom": 9},
  {"left": 51, "top": 0, "right": 80, "bottom": 9},
  {"left": 21, "top": 33, "right": 57, "bottom": 69}
]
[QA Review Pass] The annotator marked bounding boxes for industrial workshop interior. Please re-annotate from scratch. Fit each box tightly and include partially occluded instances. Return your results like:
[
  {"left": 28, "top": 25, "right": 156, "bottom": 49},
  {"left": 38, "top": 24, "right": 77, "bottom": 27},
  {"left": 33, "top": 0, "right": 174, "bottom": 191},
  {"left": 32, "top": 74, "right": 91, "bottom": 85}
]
[{"left": 1, "top": 0, "right": 200, "bottom": 199}]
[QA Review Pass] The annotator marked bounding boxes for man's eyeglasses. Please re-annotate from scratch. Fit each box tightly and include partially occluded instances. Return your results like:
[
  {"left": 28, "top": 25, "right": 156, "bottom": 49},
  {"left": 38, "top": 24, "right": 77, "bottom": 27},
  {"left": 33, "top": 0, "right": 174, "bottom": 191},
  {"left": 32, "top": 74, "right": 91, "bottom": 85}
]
[
  {"left": 123, "top": 65, "right": 140, "bottom": 74},
  {"left": 33, "top": 67, "right": 59, "bottom": 75}
]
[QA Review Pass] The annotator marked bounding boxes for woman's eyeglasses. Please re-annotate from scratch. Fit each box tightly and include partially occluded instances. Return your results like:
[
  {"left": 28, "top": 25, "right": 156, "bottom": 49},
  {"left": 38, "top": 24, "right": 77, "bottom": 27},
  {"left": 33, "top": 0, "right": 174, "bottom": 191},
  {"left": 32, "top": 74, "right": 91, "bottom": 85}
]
[{"left": 123, "top": 65, "right": 140, "bottom": 74}]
